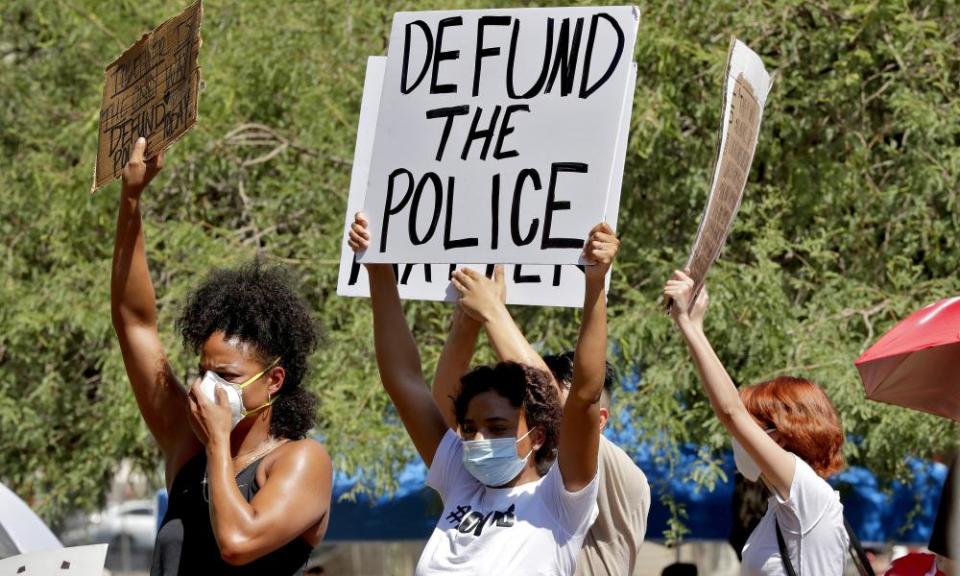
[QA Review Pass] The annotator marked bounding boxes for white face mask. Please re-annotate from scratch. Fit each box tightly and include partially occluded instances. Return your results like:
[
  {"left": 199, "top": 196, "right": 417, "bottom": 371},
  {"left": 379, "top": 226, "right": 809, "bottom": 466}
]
[
  {"left": 732, "top": 429, "right": 776, "bottom": 482},
  {"left": 461, "top": 428, "right": 538, "bottom": 487},
  {"left": 198, "top": 358, "right": 280, "bottom": 429}
]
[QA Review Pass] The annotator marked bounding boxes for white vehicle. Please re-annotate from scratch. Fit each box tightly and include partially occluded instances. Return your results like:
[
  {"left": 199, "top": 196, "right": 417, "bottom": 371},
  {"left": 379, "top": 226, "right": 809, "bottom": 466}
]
[{"left": 62, "top": 499, "right": 157, "bottom": 552}]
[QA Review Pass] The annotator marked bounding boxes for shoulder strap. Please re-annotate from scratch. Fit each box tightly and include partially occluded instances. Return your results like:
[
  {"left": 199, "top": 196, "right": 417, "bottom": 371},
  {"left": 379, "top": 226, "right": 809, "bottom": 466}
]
[
  {"left": 844, "top": 518, "right": 876, "bottom": 576},
  {"left": 775, "top": 519, "right": 799, "bottom": 576}
]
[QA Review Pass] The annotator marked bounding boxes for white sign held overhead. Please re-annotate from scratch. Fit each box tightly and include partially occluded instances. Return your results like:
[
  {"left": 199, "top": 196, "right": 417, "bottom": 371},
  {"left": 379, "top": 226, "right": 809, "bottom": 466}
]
[
  {"left": 338, "top": 57, "right": 637, "bottom": 307},
  {"left": 359, "top": 6, "right": 640, "bottom": 265},
  {"left": 0, "top": 545, "right": 108, "bottom": 576},
  {"left": 684, "top": 38, "right": 773, "bottom": 310}
]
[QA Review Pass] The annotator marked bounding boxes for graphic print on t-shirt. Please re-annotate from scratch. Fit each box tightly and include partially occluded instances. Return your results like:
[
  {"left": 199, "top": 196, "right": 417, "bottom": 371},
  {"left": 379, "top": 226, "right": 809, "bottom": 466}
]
[{"left": 446, "top": 503, "right": 516, "bottom": 537}]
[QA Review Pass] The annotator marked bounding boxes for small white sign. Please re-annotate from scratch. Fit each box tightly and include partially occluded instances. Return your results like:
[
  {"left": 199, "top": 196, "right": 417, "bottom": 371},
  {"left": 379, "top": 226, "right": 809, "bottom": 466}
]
[
  {"left": 359, "top": 7, "right": 640, "bottom": 265},
  {"left": 338, "top": 57, "right": 636, "bottom": 307},
  {"left": 0, "top": 545, "right": 108, "bottom": 576}
]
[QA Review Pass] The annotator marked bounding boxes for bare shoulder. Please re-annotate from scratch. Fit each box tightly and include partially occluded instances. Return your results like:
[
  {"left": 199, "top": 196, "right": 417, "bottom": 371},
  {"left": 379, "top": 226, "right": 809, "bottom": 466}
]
[{"left": 262, "top": 438, "right": 332, "bottom": 481}]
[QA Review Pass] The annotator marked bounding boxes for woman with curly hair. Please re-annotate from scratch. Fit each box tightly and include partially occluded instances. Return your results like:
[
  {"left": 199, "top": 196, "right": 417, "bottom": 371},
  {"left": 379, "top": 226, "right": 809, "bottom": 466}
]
[
  {"left": 664, "top": 269, "right": 848, "bottom": 576},
  {"left": 111, "top": 138, "right": 332, "bottom": 576},
  {"left": 348, "top": 212, "right": 618, "bottom": 575}
]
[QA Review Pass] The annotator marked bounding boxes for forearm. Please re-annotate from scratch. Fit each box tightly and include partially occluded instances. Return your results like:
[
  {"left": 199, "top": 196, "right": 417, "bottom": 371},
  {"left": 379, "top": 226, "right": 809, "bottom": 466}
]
[
  {"left": 432, "top": 314, "right": 481, "bottom": 428},
  {"left": 206, "top": 444, "right": 259, "bottom": 558},
  {"left": 482, "top": 305, "right": 552, "bottom": 373},
  {"left": 676, "top": 319, "right": 746, "bottom": 424},
  {"left": 111, "top": 186, "right": 158, "bottom": 328},
  {"left": 570, "top": 277, "right": 607, "bottom": 404},
  {"left": 368, "top": 265, "right": 425, "bottom": 391}
]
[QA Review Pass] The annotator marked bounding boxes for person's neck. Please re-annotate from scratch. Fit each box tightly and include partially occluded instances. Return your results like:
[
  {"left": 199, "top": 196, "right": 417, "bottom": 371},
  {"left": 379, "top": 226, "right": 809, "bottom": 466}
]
[
  {"left": 229, "top": 413, "right": 274, "bottom": 463},
  {"left": 498, "top": 464, "right": 542, "bottom": 489}
]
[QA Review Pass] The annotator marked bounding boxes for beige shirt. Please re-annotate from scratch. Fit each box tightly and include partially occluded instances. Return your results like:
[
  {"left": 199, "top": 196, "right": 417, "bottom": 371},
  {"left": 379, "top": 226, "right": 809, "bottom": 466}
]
[{"left": 576, "top": 436, "right": 651, "bottom": 576}]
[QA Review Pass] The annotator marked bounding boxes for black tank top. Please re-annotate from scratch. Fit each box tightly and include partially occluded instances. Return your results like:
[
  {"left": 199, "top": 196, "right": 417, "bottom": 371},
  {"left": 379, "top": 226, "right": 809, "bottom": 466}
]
[{"left": 151, "top": 453, "right": 313, "bottom": 575}]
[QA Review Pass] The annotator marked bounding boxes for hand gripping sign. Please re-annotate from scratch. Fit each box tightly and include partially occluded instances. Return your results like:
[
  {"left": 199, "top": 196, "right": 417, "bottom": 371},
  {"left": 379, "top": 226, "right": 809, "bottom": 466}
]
[{"left": 357, "top": 7, "right": 640, "bottom": 266}]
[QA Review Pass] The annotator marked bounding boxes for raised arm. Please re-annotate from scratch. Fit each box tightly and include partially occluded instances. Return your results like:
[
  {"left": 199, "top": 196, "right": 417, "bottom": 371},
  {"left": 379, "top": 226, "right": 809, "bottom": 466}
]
[
  {"left": 451, "top": 267, "right": 554, "bottom": 376},
  {"left": 431, "top": 304, "right": 481, "bottom": 429},
  {"left": 664, "top": 270, "right": 795, "bottom": 499},
  {"left": 558, "top": 222, "right": 617, "bottom": 491},
  {"left": 349, "top": 213, "right": 448, "bottom": 466},
  {"left": 111, "top": 138, "right": 197, "bottom": 480}
]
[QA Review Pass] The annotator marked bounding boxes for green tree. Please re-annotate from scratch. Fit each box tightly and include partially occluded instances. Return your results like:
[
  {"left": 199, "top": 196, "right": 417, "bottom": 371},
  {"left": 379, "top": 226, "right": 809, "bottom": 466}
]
[{"left": 0, "top": 0, "right": 957, "bottom": 540}]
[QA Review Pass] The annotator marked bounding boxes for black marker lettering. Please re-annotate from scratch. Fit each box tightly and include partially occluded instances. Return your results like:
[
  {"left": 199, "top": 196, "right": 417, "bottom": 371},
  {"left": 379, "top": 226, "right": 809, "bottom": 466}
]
[
  {"left": 492, "top": 104, "right": 530, "bottom": 160},
  {"left": 545, "top": 17, "right": 584, "bottom": 96},
  {"left": 431, "top": 16, "right": 462, "bottom": 94},
  {"left": 401, "top": 20, "right": 433, "bottom": 94},
  {"left": 461, "top": 105, "right": 502, "bottom": 160},
  {"left": 473, "top": 16, "right": 511, "bottom": 97},
  {"left": 542, "top": 162, "right": 588, "bottom": 249},
  {"left": 490, "top": 173, "right": 500, "bottom": 250},
  {"left": 380, "top": 168, "right": 415, "bottom": 252},
  {"left": 409, "top": 172, "right": 442, "bottom": 245},
  {"left": 511, "top": 168, "right": 541, "bottom": 246},
  {"left": 579, "top": 13, "right": 624, "bottom": 99},
  {"left": 426, "top": 105, "right": 470, "bottom": 161},
  {"left": 444, "top": 176, "right": 479, "bottom": 249},
  {"left": 507, "top": 18, "right": 554, "bottom": 99},
  {"left": 513, "top": 265, "right": 540, "bottom": 283}
]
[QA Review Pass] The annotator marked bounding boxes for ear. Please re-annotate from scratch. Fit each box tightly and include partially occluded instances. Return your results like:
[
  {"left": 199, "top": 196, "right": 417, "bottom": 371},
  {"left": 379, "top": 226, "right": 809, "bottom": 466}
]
[
  {"left": 266, "top": 365, "right": 285, "bottom": 396},
  {"left": 598, "top": 407, "right": 609, "bottom": 431},
  {"left": 531, "top": 426, "right": 547, "bottom": 450}
]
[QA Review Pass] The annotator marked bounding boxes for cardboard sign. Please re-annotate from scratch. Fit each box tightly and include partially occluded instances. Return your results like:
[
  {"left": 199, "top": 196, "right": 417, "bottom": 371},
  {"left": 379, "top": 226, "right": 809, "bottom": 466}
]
[
  {"left": 684, "top": 39, "right": 773, "bottom": 309},
  {"left": 92, "top": 1, "right": 202, "bottom": 192},
  {"left": 359, "top": 7, "right": 640, "bottom": 265},
  {"left": 337, "top": 56, "right": 636, "bottom": 307},
  {"left": 0, "top": 545, "right": 107, "bottom": 576}
]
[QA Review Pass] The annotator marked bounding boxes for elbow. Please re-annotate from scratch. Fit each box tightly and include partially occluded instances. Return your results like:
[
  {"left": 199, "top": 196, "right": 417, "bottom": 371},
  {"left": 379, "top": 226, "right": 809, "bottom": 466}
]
[
  {"left": 218, "top": 536, "right": 256, "bottom": 567},
  {"left": 716, "top": 403, "right": 748, "bottom": 428}
]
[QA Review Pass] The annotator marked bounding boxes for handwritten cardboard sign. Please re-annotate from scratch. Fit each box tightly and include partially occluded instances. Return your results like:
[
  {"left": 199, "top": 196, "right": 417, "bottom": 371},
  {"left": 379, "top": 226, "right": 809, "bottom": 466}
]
[
  {"left": 338, "top": 56, "right": 636, "bottom": 307},
  {"left": 92, "top": 0, "right": 202, "bottom": 192},
  {"left": 358, "top": 6, "right": 640, "bottom": 265},
  {"left": 684, "top": 39, "right": 773, "bottom": 310}
]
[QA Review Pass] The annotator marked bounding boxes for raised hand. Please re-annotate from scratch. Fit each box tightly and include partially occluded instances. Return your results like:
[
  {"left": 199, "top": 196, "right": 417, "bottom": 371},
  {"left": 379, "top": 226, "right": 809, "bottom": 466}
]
[
  {"left": 348, "top": 212, "right": 371, "bottom": 253},
  {"left": 582, "top": 222, "right": 619, "bottom": 281},
  {"left": 121, "top": 137, "right": 164, "bottom": 195},
  {"left": 663, "top": 268, "right": 708, "bottom": 328},
  {"left": 450, "top": 265, "right": 506, "bottom": 324}
]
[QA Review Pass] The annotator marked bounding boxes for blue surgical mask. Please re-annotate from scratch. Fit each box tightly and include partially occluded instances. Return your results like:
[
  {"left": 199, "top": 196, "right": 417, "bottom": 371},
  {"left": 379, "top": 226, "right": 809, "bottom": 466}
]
[{"left": 462, "top": 428, "right": 538, "bottom": 487}]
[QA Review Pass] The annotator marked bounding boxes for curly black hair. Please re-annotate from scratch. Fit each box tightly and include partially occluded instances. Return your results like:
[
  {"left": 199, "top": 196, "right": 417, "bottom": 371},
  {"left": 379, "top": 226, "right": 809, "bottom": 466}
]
[
  {"left": 453, "top": 362, "right": 562, "bottom": 470},
  {"left": 542, "top": 351, "right": 615, "bottom": 404},
  {"left": 177, "top": 261, "right": 319, "bottom": 440}
]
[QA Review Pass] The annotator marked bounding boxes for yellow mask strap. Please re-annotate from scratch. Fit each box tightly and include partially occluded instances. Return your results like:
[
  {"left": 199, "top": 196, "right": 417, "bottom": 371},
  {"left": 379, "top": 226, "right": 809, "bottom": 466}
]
[{"left": 237, "top": 357, "right": 281, "bottom": 390}]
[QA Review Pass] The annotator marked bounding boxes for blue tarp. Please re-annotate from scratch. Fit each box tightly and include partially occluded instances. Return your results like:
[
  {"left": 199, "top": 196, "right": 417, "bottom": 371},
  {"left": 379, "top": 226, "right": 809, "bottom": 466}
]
[{"left": 326, "top": 432, "right": 948, "bottom": 544}]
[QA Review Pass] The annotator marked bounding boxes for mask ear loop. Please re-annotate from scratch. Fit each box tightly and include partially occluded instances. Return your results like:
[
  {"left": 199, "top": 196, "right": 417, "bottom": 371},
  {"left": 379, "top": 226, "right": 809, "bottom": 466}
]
[{"left": 238, "top": 358, "right": 282, "bottom": 419}]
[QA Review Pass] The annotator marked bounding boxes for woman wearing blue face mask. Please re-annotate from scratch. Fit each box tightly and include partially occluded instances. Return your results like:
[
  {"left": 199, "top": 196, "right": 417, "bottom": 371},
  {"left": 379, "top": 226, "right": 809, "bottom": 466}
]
[
  {"left": 348, "top": 212, "right": 617, "bottom": 575},
  {"left": 111, "top": 139, "right": 332, "bottom": 575}
]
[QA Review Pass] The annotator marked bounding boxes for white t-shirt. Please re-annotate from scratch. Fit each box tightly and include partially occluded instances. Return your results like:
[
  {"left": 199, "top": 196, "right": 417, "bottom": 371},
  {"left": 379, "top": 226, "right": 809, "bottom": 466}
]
[
  {"left": 416, "top": 430, "right": 600, "bottom": 576},
  {"left": 741, "top": 455, "right": 848, "bottom": 576}
]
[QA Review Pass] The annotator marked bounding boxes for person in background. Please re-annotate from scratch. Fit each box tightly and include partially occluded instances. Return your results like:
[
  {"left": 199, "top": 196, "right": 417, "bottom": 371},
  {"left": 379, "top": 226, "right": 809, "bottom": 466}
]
[
  {"left": 348, "top": 212, "right": 617, "bottom": 575},
  {"left": 432, "top": 265, "right": 650, "bottom": 576},
  {"left": 665, "top": 269, "right": 848, "bottom": 576},
  {"left": 112, "top": 138, "right": 332, "bottom": 575}
]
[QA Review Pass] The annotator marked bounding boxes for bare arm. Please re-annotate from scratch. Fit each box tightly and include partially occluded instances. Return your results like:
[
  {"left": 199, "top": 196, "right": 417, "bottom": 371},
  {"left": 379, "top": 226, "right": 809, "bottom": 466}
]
[
  {"left": 349, "top": 214, "right": 448, "bottom": 466},
  {"left": 558, "top": 223, "right": 617, "bottom": 491},
  {"left": 665, "top": 271, "right": 795, "bottom": 499},
  {"left": 451, "top": 266, "right": 553, "bottom": 376},
  {"left": 431, "top": 306, "right": 481, "bottom": 429},
  {"left": 111, "top": 138, "right": 198, "bottom": 481}
]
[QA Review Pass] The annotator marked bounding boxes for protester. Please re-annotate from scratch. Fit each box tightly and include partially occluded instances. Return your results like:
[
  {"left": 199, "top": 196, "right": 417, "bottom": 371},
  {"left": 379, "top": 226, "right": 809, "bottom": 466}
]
[
  {"left": 348, "top": 212, "right": 616, "bottom": 575},
  {"left": 111, "top": 138, "right": 332, "bottom": 575},
  {"left": 430, "top": 265, "right": 650, "bottom": 575},
  {"left": 664, "top": 270, "right": 848, "bottom": 575}
]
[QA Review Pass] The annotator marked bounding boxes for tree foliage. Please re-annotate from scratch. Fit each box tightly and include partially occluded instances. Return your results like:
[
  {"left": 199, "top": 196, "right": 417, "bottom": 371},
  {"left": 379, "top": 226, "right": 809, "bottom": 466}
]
[{"left": 1, "top": 0, "right": 957, "bottom": 536}]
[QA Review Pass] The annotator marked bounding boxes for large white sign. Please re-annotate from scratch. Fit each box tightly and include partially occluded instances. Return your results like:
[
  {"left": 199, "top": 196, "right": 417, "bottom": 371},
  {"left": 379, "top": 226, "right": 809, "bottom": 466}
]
[
  {"left": 338, "top": 56, "right": 636, "bottom": 307},
  {"left": 359, "top": 7, "right": 640, "bottom": 265}
]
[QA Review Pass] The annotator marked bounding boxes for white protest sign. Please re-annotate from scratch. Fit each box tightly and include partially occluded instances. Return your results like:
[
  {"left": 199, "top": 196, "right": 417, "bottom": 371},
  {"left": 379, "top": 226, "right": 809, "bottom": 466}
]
[
  {"left": 359, "top": 7, "right": 640, "bottom": 265},
  {"left": 684, "top": 39, "right": 773, "bottom": 309},
  {"left": 337, "top": 56, "right": 636, "bottom": 307},
  {"left": 0, "top": 545, "right": 107, "bottom": 576}
]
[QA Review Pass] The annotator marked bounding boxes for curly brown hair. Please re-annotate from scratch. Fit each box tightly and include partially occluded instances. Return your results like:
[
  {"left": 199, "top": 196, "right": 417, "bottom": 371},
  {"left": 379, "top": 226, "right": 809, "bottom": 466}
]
[{"left": 453, "top": 362, "right": 562, "bottom": 470}]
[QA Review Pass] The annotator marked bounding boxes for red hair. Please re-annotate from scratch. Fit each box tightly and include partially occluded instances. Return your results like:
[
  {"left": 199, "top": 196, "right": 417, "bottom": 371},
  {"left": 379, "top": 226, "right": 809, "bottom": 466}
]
[{"left": 740, "top": 376, "right": 845, "bottom": 478}]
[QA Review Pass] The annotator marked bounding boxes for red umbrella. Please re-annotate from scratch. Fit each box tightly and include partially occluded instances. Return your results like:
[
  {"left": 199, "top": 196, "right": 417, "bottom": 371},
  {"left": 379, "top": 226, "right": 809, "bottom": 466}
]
[{"left": 855, "top": 296, "right": 960, "bottom": 421}]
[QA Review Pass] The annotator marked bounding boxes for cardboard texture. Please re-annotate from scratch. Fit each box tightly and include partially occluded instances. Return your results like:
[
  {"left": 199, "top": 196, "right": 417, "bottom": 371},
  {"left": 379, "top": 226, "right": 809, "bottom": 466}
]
[
  {"left": 92, "top": 0, "right": 202, "bottom": 192},
  {"left": 684, "top": 39, "right": 773, "bottom": 310}
]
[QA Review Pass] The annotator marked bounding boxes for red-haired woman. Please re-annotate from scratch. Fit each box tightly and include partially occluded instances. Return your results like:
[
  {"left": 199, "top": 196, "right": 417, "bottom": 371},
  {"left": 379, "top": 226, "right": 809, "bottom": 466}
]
[{"left": 665, "top": 270, "right": 848, "bottom": 576}]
